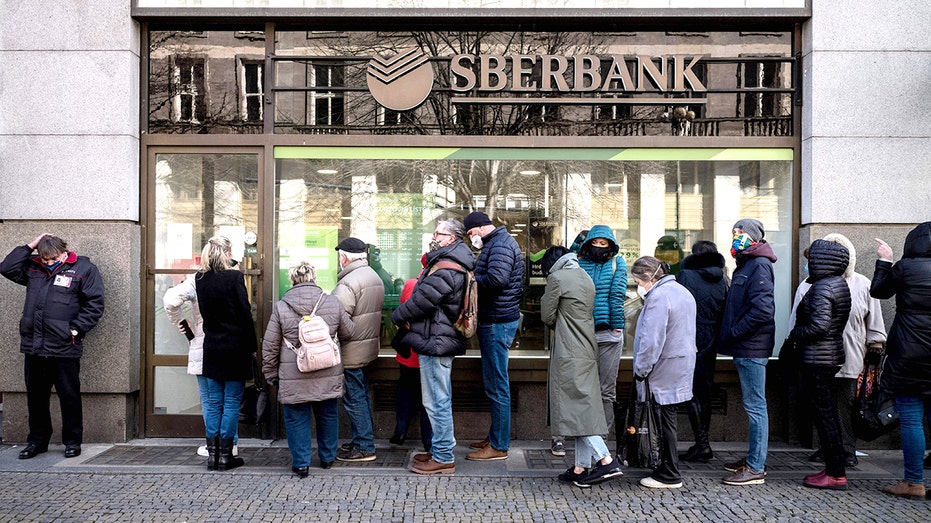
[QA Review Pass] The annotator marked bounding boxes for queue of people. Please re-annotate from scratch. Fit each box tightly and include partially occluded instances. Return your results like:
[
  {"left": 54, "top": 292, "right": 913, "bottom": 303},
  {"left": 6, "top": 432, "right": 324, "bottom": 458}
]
[{"left": 4, "top": 219, "right": 928, "bottom": 501}]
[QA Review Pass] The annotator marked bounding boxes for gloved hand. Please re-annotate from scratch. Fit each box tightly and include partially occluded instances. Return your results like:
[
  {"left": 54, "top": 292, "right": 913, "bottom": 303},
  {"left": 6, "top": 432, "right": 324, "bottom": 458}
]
[
  {"left": 634, "top": 374, "right": 646, "bottom": 382},
  {"left": 865, "top": 343, "right": 885, "bottom": 365},
  {"left": 267, "top": 377, "right": 279, "bottom": 387}
]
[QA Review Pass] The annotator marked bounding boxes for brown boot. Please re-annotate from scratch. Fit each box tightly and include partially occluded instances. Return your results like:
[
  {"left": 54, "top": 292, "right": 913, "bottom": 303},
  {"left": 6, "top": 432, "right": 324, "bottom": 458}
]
[
  {"left": 412, "top": 452, "right": 432, "bottom": 464},
  {"left": 469, "top": 437, "right": 490, "bottom": 450},
  {"left": 411, "top": 458, "right": 455, "bottom": 475},
  {"left": 881, "top": 480, "right": 926, "bottom": 500}
]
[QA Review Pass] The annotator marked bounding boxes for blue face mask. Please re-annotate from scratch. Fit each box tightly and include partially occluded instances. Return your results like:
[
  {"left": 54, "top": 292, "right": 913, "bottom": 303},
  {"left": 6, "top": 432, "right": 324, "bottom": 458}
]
[
  {"left": 45, "top": 260, "right": 63, "bottom": 272},
  {"left": 804, "top": 263, "right": 809, "bottom": 279}
]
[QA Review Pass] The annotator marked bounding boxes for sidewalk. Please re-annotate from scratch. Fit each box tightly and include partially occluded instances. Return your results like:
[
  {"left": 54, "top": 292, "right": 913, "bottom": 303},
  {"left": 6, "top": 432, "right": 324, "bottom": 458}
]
[{"left": 0, "top": 439, "right": 926, "bottom": 522}]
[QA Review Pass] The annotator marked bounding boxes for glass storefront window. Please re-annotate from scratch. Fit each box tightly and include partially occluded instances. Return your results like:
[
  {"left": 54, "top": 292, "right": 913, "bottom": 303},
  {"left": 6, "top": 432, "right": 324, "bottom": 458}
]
[
  {"left": 153, "top": 366, "right": 201, "bottom": 415},
  {"left": 275, "top": 146, "right": 794, "bottom": 354}
]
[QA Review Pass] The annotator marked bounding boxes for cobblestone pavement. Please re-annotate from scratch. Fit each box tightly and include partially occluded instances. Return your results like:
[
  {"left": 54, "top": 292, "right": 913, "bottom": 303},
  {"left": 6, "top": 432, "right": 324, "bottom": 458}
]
[{"left": 0, "top": 442, "right": 927, "bottom": 522}]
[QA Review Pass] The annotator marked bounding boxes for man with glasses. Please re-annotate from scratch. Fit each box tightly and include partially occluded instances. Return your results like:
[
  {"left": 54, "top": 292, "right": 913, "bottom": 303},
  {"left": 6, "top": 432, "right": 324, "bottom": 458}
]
[
  {"left": 1, "top": 233, "right": 105, "bottom": 459},
  {"left": 462, "top": 211, "right": 524, "bottom": 461},
  {"left": 392, "top": 219, "right": 474, "bottom": 474}
]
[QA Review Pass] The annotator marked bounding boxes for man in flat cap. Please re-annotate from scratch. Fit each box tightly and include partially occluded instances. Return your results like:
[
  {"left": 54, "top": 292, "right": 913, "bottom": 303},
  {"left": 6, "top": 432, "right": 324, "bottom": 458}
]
[
  {"left": 718, "top": 218, "right": 777, "bottom": 486},
  {"left": 332, "top": 237, "right": 385, "bottom": 462},
  {"left": 462, "top": 211, "right": 524, "bottom": 461}
]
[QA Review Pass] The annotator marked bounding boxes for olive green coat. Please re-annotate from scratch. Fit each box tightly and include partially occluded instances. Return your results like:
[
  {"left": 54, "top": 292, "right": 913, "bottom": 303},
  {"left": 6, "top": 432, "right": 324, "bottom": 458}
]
[{"left": 540, "top": 253, "right": 609, "bottom": 437}]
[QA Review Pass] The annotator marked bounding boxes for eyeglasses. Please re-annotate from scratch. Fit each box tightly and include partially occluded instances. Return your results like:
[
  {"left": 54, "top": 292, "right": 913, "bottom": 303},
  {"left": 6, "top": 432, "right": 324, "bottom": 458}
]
[{"left": 432, "top": 231, "right": 453, "bottom": 239}]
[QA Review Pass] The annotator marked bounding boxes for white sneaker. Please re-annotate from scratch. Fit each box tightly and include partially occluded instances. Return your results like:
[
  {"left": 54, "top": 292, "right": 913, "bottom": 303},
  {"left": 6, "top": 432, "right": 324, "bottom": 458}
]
[{"left": 639, "top": 476, "right": 683, "bottom": 489}]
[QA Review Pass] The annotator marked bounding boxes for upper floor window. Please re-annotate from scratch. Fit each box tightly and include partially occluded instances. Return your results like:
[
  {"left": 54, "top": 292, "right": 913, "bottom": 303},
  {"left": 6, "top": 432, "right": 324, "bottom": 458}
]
[
  {"left": 312, "top": 64, "right": 344, "bottom": 126},
  {"left": 173, "top": 57, "right": 206, "bottom": 123},
  {"left": 241, "top": 60, "right": 264, "bottom": 122}
]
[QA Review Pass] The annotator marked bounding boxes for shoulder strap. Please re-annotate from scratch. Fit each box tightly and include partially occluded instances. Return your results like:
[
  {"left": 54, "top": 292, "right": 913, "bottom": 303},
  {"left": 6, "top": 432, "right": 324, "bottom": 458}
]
[
  {"left": 309, "top": 293, "right": 326, "bottom": 316},
  {"left": 429, "top": 260, "right": 466, "bottom": 274}
]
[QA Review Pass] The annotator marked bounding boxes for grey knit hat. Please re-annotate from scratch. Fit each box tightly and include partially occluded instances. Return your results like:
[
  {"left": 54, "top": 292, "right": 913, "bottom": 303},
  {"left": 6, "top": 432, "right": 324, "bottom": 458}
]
[{"left": 733, "top": 218, "right": 765, "bottom": 242}]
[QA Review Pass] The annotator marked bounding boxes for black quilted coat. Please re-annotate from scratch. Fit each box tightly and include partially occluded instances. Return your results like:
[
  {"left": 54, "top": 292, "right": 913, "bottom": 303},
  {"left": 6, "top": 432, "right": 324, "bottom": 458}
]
[
  {"left": 790, "top": 239, "right": 851, "bottom": 366},
  {"left": 391, "top": 241, "right": 476, "bottom": 357},
  {"left": 870, "top": 221, "right": 931, "bottom": 397}
]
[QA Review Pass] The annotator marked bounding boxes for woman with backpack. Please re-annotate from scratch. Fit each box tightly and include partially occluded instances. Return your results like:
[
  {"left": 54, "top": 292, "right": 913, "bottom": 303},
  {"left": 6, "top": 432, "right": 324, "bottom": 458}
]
[{"left": 262, "top": 261, "right": 354, "bottom": 478}]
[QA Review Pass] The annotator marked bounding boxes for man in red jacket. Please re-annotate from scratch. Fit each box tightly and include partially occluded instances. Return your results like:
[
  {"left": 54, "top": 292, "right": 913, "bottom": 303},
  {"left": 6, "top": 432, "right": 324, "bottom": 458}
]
[{"left": 1, "top": 233, "right": 105, "bottom": 460}]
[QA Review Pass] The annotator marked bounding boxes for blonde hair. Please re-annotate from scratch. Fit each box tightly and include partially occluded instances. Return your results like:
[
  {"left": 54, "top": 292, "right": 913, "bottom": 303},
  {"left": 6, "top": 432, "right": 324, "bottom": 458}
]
[
  {"left": 199, "top": 236, "right": 233, "bottom": 273},
  {"left": 288, "top": 261, "right": 317, "bottom": 285}
]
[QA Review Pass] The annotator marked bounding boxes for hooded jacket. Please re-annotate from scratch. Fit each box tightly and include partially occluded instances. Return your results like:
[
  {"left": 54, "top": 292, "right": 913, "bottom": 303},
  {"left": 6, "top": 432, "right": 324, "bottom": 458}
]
[
  {"left": 787, "top": 234, "right": 886, "bottom": 378},
  {"left": 163, "top": 273, "right": 205, "bottom": 375},
  {"left": 474, "top": 225, "right": 523, "bottom": 324},
  {"left": 576, "top": 225, "right": 628, "bottom": 331},
  {"left": 540, "top": 253, "right": 608, "bottom": 437},
  {"left": 392, "top": 241, "right": 476, "bottom": 357},
  {"left": 677, "top": 251, "right": 728, "bottom": 356},
  {"left": 790, "top": 239, "right": 852, "bottom": 366},
  {"left": 195, "top": 269, "right": 257, "bottom": 382},
  {"left": 717, "top": 241, "right": 778, "bottom": 358},
  {"left": 870, "top": 221, "right": 931, "bottom": 397},
  {"left": 333, "top": 258, "right": 385, "bottom": 369},
  {"left": 1, "top": 245, "right": 105, "bottom": 358},
  {"left": 262, "top": 282, "right": 354, "bottom": 405}
]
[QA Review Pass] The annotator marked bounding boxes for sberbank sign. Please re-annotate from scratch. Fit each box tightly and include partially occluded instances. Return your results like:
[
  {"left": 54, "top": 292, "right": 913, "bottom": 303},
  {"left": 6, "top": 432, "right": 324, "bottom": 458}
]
[
  {"left": 365, "top": 49, "right": 707, "bottom": 111},
  {"left": 449, "top": 54, "right": 707, "bottom": 93}
]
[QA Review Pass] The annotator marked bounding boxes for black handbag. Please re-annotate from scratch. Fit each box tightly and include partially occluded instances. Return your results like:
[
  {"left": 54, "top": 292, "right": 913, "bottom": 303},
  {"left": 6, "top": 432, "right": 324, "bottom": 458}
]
[
  {"left": 240, "top": 353, "right": 268, "bottom": 425},
  {"left": 390, "top": 326, "right": 412, "bottom": 359},
  {"left": 853, "top": 360, "right": 899, "bottom": 441},
  {"left": 618, "top": 378, "right": 660, "bottom": 469}
]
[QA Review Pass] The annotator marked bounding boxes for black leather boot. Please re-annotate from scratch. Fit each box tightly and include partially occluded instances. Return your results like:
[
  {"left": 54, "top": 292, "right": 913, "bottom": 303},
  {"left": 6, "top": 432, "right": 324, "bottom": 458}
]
[
  {"left": 217, "top": 437, "right": 244, "bottom": 471},
  {"left": 680, "top": 401, "right": 713, "bottom": 462},
  {"left": 206, "top": 436, "right": 219, "bottom": 471}
]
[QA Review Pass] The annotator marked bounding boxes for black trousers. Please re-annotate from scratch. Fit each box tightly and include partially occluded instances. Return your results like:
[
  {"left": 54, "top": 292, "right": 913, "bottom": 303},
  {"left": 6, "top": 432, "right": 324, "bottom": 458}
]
[
  {"left": 650, "top": 402, "right": 681, "bottom": 483},
  {"left": 24, "top": 355, "right": 83, "bottom": 446},
  {"left": 803, "top": 365, "right": 845, "bottom": 477},
  {"left": 688, "top": 347, "right": 717, "bottom": 444},
  {"left": 394, "top": 364, "right": 432, "bottom": 449}
]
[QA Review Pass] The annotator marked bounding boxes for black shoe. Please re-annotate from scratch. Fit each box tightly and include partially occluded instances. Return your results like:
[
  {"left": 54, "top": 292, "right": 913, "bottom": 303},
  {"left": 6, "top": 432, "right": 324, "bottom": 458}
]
[
  {"left": 679, "top": 444, "right": 713, "bottom": 462},
  {"left": 64, "top": 445, "right": 82, "bottom": 458},
  {"left": 845, "top": 455, "right": 859, "bottom": 468},
  {"left": 292, "top": 466, "right": 309, "bottom": 478},
  {"left": 809, "top": 449, "right": 824, "bottom": 463},
  {"left": 924, "top": 453, "right": 931, "bottom": 469},
  {"left": 18, "top": 443, "right": 48, "bottom": 460},
  {"left": 389, "top": 434, "right": 405, "bottom": 446},
  {"left": 557, "top": 466, "right": 587, "bottom": 483},
  {"left": 577, "top": 459, "right": 623, "bottom": 486},
  {"left": 320, "top": 461, "right": 333, "bottom": 470}
]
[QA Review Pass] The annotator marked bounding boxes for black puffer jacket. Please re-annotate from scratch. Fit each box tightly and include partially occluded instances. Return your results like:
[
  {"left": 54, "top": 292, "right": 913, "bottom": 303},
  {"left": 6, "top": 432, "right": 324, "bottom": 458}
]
[
  {"left": 391, "top": 241, "right": 476, "bottom": 357},
  {"left": 870, "top": 221, "right": 931, "bottom": 397},
  {"left": 790, "top": 239, "right": 851, "bottom": 366},
  {"left": 677, "top": 251, "right": 728, "bottom": 356},
  {"left": 474, "top": 226, "right": 523, "bottom": 324}
]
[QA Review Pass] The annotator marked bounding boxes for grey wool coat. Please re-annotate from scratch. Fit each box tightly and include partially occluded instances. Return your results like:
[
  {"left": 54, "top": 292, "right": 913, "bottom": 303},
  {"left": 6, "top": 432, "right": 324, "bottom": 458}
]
[
  {"left": 262, "top": 282, "right": 355, "bottom": 405},
  {"left": 633, "top": 275, "right": 697, "bottom": 405},
  {"left": 540, "top": 253, "right": 609, "bottom": 437}
]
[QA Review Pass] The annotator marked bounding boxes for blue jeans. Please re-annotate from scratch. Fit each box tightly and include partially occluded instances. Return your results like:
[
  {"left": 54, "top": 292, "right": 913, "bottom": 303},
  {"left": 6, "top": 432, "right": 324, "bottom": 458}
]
[
  {"left": 342, "top": 368, "right": 375, "bottom": 453},
  {"left": 419, "top": 355, "right": 456, "bottom": 464},
  {"left": 201, "top": 377, "right": 245, "bottom": 440},
  {"left": 477, "top": 320, "right": 518, "bottom": 451},
  {"left": 733, "top": 357, "right": 769, "bottom": 473},
  {"left": 283, "top": 398, "right": 339, "bottom": 468},
  {"left": 575, "top": 435, "right": 610, "bottom": 469},
  {"left": 895, "top": 394, "right": 930, "bottom": 483},
  {"left": 196, "top": 375, "right": 237, "bottom": 445}
]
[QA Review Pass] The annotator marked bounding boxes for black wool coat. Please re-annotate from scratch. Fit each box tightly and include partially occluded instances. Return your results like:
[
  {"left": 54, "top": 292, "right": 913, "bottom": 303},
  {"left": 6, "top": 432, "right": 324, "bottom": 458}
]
[{"left": 195, "top": 269, "right": 257, "bottom": 382}]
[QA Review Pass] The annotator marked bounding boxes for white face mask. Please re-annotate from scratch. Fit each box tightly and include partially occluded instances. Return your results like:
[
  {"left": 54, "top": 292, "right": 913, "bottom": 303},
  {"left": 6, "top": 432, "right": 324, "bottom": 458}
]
[
  {"left": 637, "top": 285, "right": 648, "bottom": 300},
  {"left": 471, "top": 235, "right": 484, "bottom": 250}
]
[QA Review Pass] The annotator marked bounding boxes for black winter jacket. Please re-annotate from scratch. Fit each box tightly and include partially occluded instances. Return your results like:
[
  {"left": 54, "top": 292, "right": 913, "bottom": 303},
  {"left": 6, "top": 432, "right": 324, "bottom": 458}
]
[
  {"left": 790, "top": 240, "right": 851, "bottom": 366},
  {"left": 870, "top": 221, "right": 931, "bottom": 397},
  {"left": 1, "top": 246, "right": 105, "bottom": 358},
  {"left": 474, "top": 226, "right": 523, "bottom": 324},
  {"left": 196, "top": 269, "right": 257, "bottom": 382},
  {"left": 677, "top": 251, "right": 728, "bottom": 356},
  {"left": 391, "top": 241, "right": 476, "bottom": 357},
  {"left": 717, "top": 241, "right": 778, "bottom": 358}
]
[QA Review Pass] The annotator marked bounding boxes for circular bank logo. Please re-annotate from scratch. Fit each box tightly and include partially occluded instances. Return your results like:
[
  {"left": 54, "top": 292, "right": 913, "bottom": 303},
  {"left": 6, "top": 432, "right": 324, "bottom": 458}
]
[{"left": 366, "top": 48, "right": 434, "bottom": 112}]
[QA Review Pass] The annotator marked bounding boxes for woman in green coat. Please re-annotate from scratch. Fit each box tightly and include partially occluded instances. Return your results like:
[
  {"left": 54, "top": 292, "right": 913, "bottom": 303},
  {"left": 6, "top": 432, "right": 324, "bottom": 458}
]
[{"left": 541, "top": 246, "right": 622, "bottom": 488}]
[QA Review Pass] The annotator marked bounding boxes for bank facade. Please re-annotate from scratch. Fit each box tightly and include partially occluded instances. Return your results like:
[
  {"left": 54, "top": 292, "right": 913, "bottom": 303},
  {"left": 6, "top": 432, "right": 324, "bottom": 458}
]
[{"left": 1, "top": 1, "right": 928, "bottom": 445}]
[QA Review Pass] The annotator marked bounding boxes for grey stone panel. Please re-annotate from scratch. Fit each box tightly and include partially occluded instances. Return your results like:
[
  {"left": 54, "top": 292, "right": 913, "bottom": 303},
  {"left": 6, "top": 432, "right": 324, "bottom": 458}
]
[
  {"left": 0, "top": 51, "right": 139, "bottom": 137},
  {"left": 808, "top": 1, "right": 931, "bottom": 52},
  {"left": 0, "top": 135, "right": 139, "bottom": 221},
  {"left": 802, "top": 136, "right": 931, "bottom": 224},
  {"left": 804, "top": 51, "right": 931, "bottom": 139},
  {"left": 0, "top": 222, "right": 141, "bottom": 394},
  {"left": 2, "top": 392, "right": 137, "bottom": 443},
  {"left": 0, "top": 0, "right": 139, "bottom": 52}
]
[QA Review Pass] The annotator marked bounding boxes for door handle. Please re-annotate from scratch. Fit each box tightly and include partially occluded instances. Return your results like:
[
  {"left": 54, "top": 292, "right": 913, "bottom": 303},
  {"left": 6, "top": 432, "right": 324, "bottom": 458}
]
[{"left": 243, "top": 269, "right": 263, "bottom": 276}]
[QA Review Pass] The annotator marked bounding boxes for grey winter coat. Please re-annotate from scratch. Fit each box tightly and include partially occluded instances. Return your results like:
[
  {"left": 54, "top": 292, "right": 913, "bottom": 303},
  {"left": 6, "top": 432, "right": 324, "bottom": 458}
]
[
  {"left": 633, "top": 275, "right": 697, "bottom": 405},
  {"left": 262, "top": 282, "right": 354, "bottom": 405},
  {"left": 333, "top": 259, "right": 385, "bottom": 369},
  {"left": 540, "top": 253, "right": 608, "bottom": 437}
]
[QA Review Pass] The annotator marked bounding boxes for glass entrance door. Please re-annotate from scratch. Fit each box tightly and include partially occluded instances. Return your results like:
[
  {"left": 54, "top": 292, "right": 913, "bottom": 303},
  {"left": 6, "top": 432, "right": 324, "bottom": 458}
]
[{"left": 144, "top": 149, "right": 264, "bottom": 437}]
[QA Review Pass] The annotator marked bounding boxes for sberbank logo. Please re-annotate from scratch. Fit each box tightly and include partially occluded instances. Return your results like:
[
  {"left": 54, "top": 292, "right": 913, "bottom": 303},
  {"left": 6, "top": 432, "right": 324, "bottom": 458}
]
[{"left": 366, "top": 48, "right": 435, "bottom": 112}]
